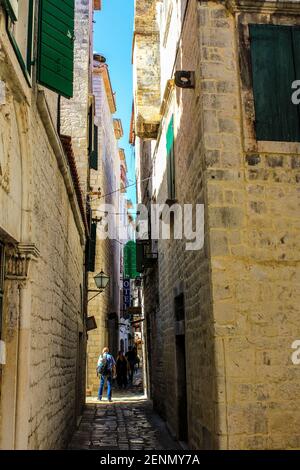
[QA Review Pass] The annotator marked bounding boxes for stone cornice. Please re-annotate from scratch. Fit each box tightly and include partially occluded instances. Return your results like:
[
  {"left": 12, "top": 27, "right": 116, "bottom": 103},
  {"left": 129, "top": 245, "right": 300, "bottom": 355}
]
[
  {"left": 136, "top": 120, "right": 160, "bottom": 139},
  {"left": 225, "top": 0, "right": 300, "bottom": 14},
  {"left": 96, "top": 65, "right": 116, "bottom": 114},
  {"left": 5, "top": 243, "right": 40, "bottom": 280}
]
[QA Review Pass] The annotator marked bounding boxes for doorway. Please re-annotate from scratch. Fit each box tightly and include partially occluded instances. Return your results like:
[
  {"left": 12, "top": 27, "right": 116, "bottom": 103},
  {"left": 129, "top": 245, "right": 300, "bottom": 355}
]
[
  {"left": 75, "top": 332, "right": 84, "bottom": 421},
  {"left": 174, "top": 293, "right": 188, "bottom": 443}
]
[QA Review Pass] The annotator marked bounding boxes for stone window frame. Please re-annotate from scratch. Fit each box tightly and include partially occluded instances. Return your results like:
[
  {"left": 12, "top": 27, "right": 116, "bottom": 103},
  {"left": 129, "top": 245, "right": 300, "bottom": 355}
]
[
  {"left": 5, "top": 0, "right": 35, "bottom": 84},
  {"left": 237, "top": 10, "right": 300, "bottom": 155},
  {"left": 0, "top": 242, "right": 5, "bottom": 340}
]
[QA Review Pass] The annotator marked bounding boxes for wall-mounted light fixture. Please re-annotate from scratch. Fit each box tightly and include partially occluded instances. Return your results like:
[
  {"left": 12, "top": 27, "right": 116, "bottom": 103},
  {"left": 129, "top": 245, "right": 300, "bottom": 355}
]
[
  {"left": 87, "top": 270, "right": 110, "bottom": 303},
  {"left": 175, "top": 71, "right": 195, "bottom": 89}
]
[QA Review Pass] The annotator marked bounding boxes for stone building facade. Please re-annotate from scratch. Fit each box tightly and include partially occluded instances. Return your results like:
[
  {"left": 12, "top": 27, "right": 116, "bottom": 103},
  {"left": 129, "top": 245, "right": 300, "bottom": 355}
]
[
  {"left": 86, "top": 57, "right": 122, "bottom": 396},
  {"left": 0, "top": 0, "right": 100, "bottom": 449},
  {"left": 133, "top": 0, "right": 300, "bottom": 449}
]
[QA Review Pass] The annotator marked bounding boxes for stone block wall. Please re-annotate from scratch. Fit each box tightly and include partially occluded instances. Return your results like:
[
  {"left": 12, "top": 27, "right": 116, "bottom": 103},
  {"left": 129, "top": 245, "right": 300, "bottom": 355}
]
[
  {"left": 0, "top": 4, "right": 86, "bottom": 449},
  {"left": 60, "top": 0, "right": 93, "bottom": 203},
  {"left": 28, "top": 110, "right": 84, "bottom": 449},
  {"left": 0, "top": 83, "right": 85, "bottom": 451},
  {"left": 138, "top": 0, "right": 300, "bottom": 449},
  {"left": 200, "top": 1, "right": 300, "bottom": 449}
]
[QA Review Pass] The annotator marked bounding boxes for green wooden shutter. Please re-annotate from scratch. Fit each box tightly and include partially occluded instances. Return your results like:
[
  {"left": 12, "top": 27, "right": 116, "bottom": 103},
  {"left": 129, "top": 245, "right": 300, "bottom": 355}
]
[
  {"left": 87, "top": 222, "right": 97, "bottom": 272},
  {"left": 37, "top": 0, "right": 75, "bottom": 98},
  {"left": 166, "top": 115, "right": 175, "bottom": 200},
  {"left": 124, "top": 241, "right": 138, "bottom": 279},
  {"left": 90, "top": 125, "right": 98, "bottom": 170},
  {"left": 250, "top": 24, "right": 300, "bottom": 142},
  {"left": 292, "top": 28, "right": 300, "bottom": 123}
]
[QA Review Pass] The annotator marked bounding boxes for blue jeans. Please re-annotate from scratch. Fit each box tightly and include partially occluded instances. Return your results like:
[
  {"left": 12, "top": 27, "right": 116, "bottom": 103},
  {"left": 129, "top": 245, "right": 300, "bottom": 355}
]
[{"left": 98, "top": 374, "right": 112, "bottom": 400}]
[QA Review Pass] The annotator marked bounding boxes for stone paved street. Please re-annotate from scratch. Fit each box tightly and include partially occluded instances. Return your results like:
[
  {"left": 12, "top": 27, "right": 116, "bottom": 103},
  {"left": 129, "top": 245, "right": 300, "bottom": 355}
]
[{"left": 68, "top": 372, "right": 180, "bottom": 451}]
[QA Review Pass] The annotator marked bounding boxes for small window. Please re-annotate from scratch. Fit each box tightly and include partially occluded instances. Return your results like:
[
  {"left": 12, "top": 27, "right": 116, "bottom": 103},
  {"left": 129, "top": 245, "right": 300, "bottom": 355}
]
[
  {"left": 90, "top": 125, "right": 98, "bottom": 170},
  {"left": 174, "top": 293, "right": 185, "bottom": 322},
  {"left": 87, "top": 222, "right": 97, "bottom": 272},
  {"left": 0, "top": 243, "right": 5, "bottom": 340},
  {"left": 250, "top": 24, "right": 300, "bottom": 142},
  {"left": 6, "top": 0, "right": 35, "bottom": 78}
]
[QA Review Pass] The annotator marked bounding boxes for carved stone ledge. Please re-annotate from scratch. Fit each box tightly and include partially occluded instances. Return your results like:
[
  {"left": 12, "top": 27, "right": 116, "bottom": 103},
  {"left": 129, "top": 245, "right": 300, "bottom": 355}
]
[
  {"left": 225, "top": 0, "right": 300, "bottom": 14},
  {"left": 136, "top": 121, "right": 160, "bottom": 140},
  {"left": 5, "top": 243, "right": 40, "bottom": 280}
]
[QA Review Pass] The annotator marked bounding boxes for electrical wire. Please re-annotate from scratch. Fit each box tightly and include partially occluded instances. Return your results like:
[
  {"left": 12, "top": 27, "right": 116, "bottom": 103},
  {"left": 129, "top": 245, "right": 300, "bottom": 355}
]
[
  {"left": 93, "top": 210, "right": 139, "bottom": 216},
  {"left": 88, "top": 175, "right": 151, "bottom": 203}
]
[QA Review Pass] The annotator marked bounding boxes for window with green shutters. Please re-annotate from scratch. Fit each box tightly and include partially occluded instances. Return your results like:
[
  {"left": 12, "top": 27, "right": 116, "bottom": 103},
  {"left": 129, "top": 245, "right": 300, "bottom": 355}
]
[
  {"left": 250, "top": 24, "right": 300, "bottom": 142},
  {"left": 166, "top": 115, "right": 176, "bottom": 201},
  {"left": 37, "top": 0, "right": 75, "bottom": 99},
  {"left": 124, "top": 241, "right": 138, "bottom": 279}
]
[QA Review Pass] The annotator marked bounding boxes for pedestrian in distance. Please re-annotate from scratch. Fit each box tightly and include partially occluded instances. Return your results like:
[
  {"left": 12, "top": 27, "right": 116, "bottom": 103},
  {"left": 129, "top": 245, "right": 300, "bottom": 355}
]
[
  {"left": 135, "top": 354, "right": 140, "bottom": 373},
  {"left": 116, "top": 351, "right": 128, "bottom": 389},
  {"left": 97, "top": 347, "right": 116, "bottom": 402},
  {"left": 125, "top": 346, "right": 137, "bottom": 384}
]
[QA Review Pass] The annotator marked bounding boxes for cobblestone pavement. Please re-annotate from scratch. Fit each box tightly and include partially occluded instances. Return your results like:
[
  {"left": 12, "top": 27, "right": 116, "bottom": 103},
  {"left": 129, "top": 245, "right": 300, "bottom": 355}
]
[{"left": 68, "top": 371, "right": 180, "bottom": 451}]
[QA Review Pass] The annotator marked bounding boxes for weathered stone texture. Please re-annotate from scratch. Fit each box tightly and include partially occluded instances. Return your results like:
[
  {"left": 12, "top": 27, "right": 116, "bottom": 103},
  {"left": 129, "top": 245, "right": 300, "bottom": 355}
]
[
  {"left": 133, "top": 0, "right": 161, "bottom": 137},
  {"left": 136, "top": 0, "right": 300, "bottom": 450},
  {"left": 0, "top": 4, "right": 86, "bottom": 449}
]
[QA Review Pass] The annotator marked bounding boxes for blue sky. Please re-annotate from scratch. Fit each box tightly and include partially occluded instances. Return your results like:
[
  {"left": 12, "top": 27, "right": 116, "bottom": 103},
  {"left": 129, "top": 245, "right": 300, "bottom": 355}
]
[{"left": 94, "top": 0, "right": 135, "bottom": 204}]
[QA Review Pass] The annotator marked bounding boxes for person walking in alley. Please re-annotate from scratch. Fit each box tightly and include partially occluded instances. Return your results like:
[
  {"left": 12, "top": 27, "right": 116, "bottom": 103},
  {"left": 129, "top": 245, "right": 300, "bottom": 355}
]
[
  {"left": 97, "top": 347, "right": 116, "bottom": 402},
  {"left": 116, "top": 351, "right": 128, "bottom": 389},
  {"left": 125, "top": 346, "right": 137, "bottom": 384}
]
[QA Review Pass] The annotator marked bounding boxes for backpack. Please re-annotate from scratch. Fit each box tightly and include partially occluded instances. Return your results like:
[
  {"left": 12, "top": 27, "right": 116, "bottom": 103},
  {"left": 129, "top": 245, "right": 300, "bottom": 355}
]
[{"left": 96, "top": 354, "right": 108, "bottom": 376}]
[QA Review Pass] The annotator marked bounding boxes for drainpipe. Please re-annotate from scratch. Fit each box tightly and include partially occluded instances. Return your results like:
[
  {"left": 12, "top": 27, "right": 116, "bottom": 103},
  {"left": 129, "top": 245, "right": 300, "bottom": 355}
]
[{"left": 14, "top": 281, "right": 32, "bottom": 449}]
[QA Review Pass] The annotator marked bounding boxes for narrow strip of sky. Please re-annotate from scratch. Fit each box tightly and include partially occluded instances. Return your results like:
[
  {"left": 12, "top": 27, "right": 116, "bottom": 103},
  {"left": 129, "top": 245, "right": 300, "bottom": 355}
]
[{"left": 94, "top": 0, "right": 135, "bottom": 204}]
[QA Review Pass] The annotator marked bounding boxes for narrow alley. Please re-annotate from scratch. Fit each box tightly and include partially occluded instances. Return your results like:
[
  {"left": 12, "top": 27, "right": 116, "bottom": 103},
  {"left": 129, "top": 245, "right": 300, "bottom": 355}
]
[
  {"left": 68, "top": 372, "right": 179, "bottom": 451},
  {"left": 1, "top": 0, "right": 300, "bottom": 457}
]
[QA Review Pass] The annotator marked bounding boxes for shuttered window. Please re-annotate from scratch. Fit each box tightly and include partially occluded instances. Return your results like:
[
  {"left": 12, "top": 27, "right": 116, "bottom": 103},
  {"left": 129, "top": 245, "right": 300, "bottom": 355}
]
[
  {"left": 87, "top": 222, "right": 97, "bottom": 272},
  {"left": 90, "top": 125, "right": 99, "bottom": 170},
  {"left": 166, "top": 115, "right": 176, "bottom": 200},
  {"left": 250, "top": 24, "right": 300, "bottom": 142},
  {"left": 37, "top": 0, "right": 75, "bottom": 98},
  {"left": 124, "top": 241, "right": 138, "bottom": 279}
]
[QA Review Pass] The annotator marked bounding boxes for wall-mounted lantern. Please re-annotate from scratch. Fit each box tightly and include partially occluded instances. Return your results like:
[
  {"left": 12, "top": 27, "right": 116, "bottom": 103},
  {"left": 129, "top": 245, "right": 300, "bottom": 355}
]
[{"left": 88, "top": 270, "right": 110, "bottom": 303}]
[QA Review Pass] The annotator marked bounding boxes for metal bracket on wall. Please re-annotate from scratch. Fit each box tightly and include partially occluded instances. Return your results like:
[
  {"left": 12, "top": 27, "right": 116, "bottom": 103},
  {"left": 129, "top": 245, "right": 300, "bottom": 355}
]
[{"left": 175, "top": 71, "right": 195, "bottom": 89}]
